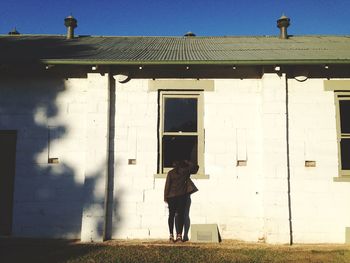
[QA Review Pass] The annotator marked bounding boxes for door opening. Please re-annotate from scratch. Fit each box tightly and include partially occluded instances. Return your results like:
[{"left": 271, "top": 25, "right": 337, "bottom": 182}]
[{"left": 0, "top": 130, "right": 17, "bottom": 236}]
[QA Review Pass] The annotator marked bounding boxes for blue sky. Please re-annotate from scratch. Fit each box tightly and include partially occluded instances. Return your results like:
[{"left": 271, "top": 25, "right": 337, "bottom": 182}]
[{"left": 1, "top": 0, "right": 349, "bottom": 36}]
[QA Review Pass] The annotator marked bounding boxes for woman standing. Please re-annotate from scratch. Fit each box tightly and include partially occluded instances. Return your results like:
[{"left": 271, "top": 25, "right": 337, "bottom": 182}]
[{"left": 164, "top": 160, "right": 198, "bottom": 242}]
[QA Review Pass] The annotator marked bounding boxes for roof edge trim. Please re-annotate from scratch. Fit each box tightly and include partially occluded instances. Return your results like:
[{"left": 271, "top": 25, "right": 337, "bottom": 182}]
[{"left": 40, "top": 59, "right": 350, "bottom": 66}]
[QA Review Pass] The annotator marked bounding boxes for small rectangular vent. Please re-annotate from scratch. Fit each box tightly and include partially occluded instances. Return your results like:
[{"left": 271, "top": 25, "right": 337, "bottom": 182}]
[
  {"left": 191, "top": 224, "right": 220, "bottom": 243},
  {"left": 237, "top": 160, "right": 247, "bottom": 166},
  {"left": 305, "top": 160, "right": 316, "bottom": 167},
  {"left": 48, "top": 158, "right": 59, "bottom": 164},
  {"left": 128, "top": 159, "right": 136, "bottom": 165},
  {"left": 346, "top": 227, "right": 350, "bottom": 244}
]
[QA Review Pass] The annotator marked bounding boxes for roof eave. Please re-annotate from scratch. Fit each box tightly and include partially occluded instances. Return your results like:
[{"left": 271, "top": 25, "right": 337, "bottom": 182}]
[{"left": 40, "top": 59, "right": 350, "bottom": 66}]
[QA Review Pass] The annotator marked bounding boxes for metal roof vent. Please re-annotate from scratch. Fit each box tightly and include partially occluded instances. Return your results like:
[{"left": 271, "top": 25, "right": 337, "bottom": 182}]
[
  {"left": 64, "top": 15, "right": 77, "bottom": 39},
  {"left": 277, "top": 15, "right": 290, "bottom": 39},
  {"left": 184, "top": 31, "right": 196, "bottom": 37},
  {"left": 8, "top": 28, "right": 20, "bottom": 35}
]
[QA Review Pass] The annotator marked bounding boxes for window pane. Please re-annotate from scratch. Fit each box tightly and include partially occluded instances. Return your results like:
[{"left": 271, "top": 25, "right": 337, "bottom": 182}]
[
  {"left": 339, "top": 100, "right": 350, "bottom": 133},
  {"left": 341, "top": 138, "right": 350, "bottom": 170},
  {"left": 164, "top": 98, "right": 197, "bottom": 132},
  {"left": 162, "top": 135, "right": 197, "bottom": 168}
]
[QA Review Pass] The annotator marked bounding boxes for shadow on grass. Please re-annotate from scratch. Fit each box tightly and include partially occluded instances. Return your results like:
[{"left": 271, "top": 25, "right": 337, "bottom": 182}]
[
  {"left": 0, "top": 238, "right": 105, "bottom": 263},
  {"left": 2, "top": 239, "right": 350, "bottom": 263}
]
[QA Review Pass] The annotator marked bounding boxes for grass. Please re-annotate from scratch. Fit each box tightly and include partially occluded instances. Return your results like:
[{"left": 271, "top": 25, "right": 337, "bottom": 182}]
[{"left": 1, "top": 238, "right": 350, "bottom": 263}]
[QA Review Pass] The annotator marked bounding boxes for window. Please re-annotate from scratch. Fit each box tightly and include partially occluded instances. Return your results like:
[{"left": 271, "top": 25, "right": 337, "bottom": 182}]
[
  {"left": 159, "top": 91, "right": 204, "bottom": 175},
  {"left": 335, "top": 92, "right": 350, "bottom": 177},
  {"left": 324, "top": 80, "right": 350, "bottom": 181}
]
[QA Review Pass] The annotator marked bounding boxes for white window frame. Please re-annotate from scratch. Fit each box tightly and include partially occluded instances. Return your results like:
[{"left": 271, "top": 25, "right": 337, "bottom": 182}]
[
  {"left": 324, "top": 80, "right": 350, "bottom": 181},
  {"left": 335, "top": 92, "right": 350, "bottom": 177},
  {"left": 157, "top": 90, "right": 206, "bottom": 178}
]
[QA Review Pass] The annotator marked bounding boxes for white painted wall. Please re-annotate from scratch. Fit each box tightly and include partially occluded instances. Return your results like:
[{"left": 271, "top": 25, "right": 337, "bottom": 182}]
[
  {"left": 111, "top": 75, "right": 350, "bottom": 244},
  {"left": 200, "top": 78, "right": 264, "bottom": 242},
  {"left": 112, "top": 79, "right": 159, "bottom": 239},
  {"left": 2, "top": 72, "right": 349, "bottom": 243},
  {"left": 0, "top": 73, "right": 109, "bottom": 240},
  {"left": 260, "top": 73, "right": 290, "bottom": 243},
  {"left": 80, "top": 73, "right": 109, "bottom": 242},
  {"left": 288, "top": 78, "right": 350, "bottom": 243},
  {"left": 111, "top": 76, "right": 286, "bottom": 242}
]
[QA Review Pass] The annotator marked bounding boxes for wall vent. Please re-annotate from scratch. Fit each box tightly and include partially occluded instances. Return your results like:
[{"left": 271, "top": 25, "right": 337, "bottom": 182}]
[{"left": 191, "top": 224, "right": 220, "bottom": 243}]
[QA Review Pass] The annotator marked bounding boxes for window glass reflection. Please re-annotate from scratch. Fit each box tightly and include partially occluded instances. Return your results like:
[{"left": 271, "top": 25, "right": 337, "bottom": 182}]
[{"left": 164, "top": 98, "right": 197, "bottom": 132}]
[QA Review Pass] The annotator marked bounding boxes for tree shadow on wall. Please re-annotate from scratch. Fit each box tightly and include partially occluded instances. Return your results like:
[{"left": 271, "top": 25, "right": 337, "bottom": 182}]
[{"left": 0, "top": 36, "right": 119, "bottom": 250}]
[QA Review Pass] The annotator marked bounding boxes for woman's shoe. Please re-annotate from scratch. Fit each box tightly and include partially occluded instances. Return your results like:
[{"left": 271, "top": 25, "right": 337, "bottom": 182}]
[
  {"left": 175, "top": 234, "right": 183, "bottom": 242},
  {"left": 169, "top": 234, "right": 174, "bottom": 242}
]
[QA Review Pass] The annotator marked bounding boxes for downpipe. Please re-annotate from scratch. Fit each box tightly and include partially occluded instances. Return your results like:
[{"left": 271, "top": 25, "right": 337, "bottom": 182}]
[
  {"left": 285, "top": 73, "right": 293, "bottom": 245},
  {"left": 103, "top": 70, "right": 116, "bottom": 241}
]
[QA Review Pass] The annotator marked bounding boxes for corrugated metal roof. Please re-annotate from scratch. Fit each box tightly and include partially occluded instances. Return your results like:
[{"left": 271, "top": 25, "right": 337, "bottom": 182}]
[{"left": 1, "top": 34, "right": 350, "bottom": 65}]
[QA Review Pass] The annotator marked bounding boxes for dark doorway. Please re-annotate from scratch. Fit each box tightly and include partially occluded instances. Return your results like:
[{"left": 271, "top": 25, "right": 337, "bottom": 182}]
[{"left": 0, "top": 130, "right": 17, "bottom": 236}]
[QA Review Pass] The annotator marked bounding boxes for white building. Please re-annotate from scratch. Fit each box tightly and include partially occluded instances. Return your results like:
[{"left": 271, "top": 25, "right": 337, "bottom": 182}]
[{"left": 1, "top": 16, "right": 350, "bottom": 244}]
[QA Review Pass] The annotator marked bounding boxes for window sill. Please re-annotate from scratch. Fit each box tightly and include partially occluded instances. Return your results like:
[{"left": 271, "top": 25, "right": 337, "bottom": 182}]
[
  {"left": 154, "top": 173, "right": 209, "bottom": 179},
  {"left": 333, "top": 176, "right": 350, "bottom": 182}
]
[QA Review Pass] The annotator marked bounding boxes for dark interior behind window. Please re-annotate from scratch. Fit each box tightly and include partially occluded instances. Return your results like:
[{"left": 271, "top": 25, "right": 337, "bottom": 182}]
[
  {"left": 341, "top": 138, "right": 350, "bottom": 170},
  {"left": 162, "top": 135, "right": 197, "bottom": 168},
  {"left": 164, "top": 98, "right": 197, "bottom": 132},
  {"left": 340, "top": 100, "right": 350, "bottom": 133}
]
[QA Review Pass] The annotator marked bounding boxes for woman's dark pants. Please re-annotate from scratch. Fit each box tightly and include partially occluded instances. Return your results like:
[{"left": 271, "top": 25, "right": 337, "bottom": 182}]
[{"left": 167, "top": 194, "right": 188, "bottom": 235}]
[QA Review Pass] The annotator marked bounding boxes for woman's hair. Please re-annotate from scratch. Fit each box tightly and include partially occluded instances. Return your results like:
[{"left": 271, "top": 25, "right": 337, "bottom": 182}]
[{"left": 173, "top": 160, "right": 188, "bottom": 173}]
